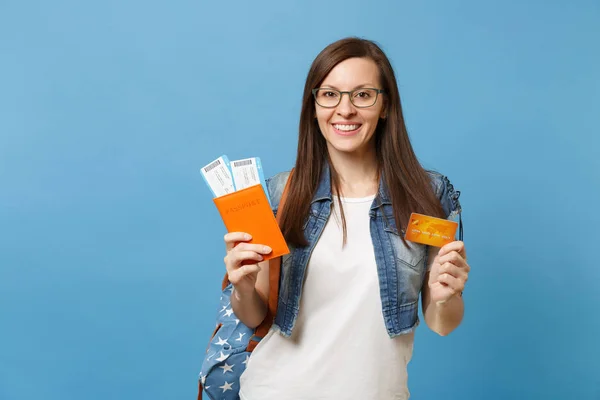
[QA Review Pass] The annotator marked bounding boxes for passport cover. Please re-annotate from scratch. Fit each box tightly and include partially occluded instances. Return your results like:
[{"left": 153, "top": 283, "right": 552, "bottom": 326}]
[{"left": 213, "top": 184, "right": 290, "bottom": 260}]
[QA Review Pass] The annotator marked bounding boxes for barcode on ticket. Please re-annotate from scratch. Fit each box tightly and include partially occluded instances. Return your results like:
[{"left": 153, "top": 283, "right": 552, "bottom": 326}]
[
  {"left": 233, "top": 159, "right": 253, "bottom": 167},
  {"left": 203, "top": 159, "right": 222, "bottom": 172}
]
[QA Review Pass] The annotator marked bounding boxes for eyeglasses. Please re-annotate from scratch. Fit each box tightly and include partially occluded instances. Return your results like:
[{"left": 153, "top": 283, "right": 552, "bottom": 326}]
[{"left": 312, "top": 87, "right": 384, "bottom": 108}]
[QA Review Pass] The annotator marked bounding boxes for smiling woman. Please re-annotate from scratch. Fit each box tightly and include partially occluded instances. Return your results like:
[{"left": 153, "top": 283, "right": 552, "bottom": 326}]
[
  {"left": 199, "top": 37, "right": 470, "bottom": 400},
  {"left": 314, "top": 58, "right": 387, "bottom": 157}
]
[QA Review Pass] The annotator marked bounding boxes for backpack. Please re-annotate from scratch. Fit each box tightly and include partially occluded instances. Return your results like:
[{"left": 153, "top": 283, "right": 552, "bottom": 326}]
[{"left": 197, "top": 172, "right": 292, "bottom": 400}]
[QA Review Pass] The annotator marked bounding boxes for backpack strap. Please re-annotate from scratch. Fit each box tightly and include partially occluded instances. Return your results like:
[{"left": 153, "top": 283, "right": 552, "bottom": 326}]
[{"left": 247, "top": 169, "right": 293, "bottom": 351}]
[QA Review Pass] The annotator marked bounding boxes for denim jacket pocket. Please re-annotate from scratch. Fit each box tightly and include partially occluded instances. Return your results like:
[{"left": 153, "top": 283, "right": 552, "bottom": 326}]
[{"left": 383, "top": 224, "right": 426, "bottom": 270}]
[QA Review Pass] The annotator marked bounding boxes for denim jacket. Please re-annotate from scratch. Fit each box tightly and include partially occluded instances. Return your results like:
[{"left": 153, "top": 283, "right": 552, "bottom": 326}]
[{"left": 265, "top": 163, "right": 462, "bottom": 338}]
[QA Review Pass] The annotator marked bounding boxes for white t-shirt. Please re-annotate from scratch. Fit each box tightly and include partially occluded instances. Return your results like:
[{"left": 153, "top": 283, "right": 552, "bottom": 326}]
[{"left": 239, "top": 194, "right": 415, "bottom": 400}]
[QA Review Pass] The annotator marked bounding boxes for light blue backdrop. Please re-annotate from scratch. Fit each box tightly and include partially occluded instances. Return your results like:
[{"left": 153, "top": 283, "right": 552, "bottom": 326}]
[{"left": 1, "top": 0, "right": 598, "bottom": 399}]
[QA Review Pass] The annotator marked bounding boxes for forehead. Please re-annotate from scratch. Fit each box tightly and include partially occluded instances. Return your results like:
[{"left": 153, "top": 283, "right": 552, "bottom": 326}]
[{"left": 320, "top": 57, "right": 380, "bottom": 88}]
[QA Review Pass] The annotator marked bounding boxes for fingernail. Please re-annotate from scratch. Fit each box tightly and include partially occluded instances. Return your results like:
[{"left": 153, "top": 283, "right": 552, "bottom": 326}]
[
  {"left": 263, "top": 246, "right": 272, "bottom": 253},
  {"left": 244, "top": 234, "right": 252, "bottom": 240}
]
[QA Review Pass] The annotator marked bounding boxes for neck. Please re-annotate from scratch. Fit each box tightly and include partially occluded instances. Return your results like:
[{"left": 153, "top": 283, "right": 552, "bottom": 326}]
[{"left": 327, "top": 146, "right": 379, "bottom": 198}]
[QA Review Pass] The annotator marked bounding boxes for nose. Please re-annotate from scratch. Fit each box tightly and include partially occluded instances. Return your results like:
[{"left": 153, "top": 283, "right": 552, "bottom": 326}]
[{"left": 336, "top": 92, "right": 356, "bottom": 118}]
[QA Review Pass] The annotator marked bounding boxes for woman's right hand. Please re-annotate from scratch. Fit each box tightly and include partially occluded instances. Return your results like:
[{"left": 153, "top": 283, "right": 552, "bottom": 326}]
[{"left": 224, "top": 232, "right": 272, "bottom": 295}]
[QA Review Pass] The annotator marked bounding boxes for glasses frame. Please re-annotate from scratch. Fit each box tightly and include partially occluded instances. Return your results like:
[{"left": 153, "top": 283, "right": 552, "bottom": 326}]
[{"left": 311, "top": 87, "right": 385, "bottom": 108}]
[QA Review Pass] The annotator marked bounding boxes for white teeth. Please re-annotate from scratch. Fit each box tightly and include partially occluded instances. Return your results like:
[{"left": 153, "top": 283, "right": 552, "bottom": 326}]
[{"left": 333, "top": 124, "right": 360, "bottom": 131}]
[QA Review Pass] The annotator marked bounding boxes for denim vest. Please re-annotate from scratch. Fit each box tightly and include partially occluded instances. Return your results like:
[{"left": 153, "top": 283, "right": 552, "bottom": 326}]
[{"left": 265, "top": 164, "right": 462, "bottom": 338}]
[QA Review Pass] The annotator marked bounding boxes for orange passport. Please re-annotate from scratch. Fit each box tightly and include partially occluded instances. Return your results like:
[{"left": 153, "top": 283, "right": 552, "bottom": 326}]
[
  {"left": 404, "top": 213, "right": 458, "bottom": 247},
  {"left": 213, "top": 184, "right": 290, "bottom": 260}
]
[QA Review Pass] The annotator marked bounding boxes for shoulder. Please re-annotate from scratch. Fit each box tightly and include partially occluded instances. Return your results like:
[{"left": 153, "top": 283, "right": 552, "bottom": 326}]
[
  {"left": 426, "top": 170, "right": 462, "bottom": 219},
  {"left": 266, "top": 170, "right": 292, "bottom": 213}
]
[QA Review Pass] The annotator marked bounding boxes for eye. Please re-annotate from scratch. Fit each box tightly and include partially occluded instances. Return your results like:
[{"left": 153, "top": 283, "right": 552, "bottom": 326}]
[
  {"left": 354, "top": 90, "right": 372, "bottom": 98},
  {"left": 322, "top": 91, "right": 338, "bottom": 98}
]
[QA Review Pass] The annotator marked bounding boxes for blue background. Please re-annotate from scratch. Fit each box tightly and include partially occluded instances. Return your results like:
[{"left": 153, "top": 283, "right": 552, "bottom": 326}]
[{"left": 1, "top": 0, "right": 599, "bottom": 399}]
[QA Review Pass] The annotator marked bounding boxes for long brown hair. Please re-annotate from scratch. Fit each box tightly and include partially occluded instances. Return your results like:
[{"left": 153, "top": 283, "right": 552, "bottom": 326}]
[{"left": 280, "top": 37, "right": 445, "bottom": 247}]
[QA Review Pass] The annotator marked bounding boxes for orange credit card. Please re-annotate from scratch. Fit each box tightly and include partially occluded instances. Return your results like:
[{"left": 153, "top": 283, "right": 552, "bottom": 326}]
[
  {"left": 404, "top": 213, "right": 458, "bottom": 247},
  {"left": 213, "top": 184, "right": 290, "bottom": 260}
]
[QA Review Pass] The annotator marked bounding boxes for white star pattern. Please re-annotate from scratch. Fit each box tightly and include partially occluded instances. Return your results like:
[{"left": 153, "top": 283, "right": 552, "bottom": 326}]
[
  {"left": 242, "top": 355, "right": 250, "bottom": 366},
  {"left": 215, "top": 351, "right": 228, "bottom": 362},
  {"left": 235, "top": 333, "right": 246, "bottom": 342},
  {"left": 219, "top": 362, "right": 234, "bottom": 374},
  {"left": 224, "top": 308, "right": 234, "bottom": 317},
  {"left": 234, "top": 319, "right": 240, "bottom": 325},
  {"left": 215, "top": 336, "right": 229, "bottom": 346},
  {"left": 220, "top": 381, "right": 233, "bottom": 392},
  {"left": 206, "top": 353, "right": 215, "bottom": 361},
  {"left": 200, "top": 375, "right": 206, "bottom": 385},
  {"left": 220, "top": 305, "right": 227, "bottom": 313}
]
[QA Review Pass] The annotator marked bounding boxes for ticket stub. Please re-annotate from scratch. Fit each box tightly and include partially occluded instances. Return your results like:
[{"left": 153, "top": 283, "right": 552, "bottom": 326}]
[
  {"left": 404, "top": 213, "right": 458, "bottom": 247},
  {"left": 200, "top": 155, "right": 235, "bottom": 197},
  {"left": 230, "top": 157, "right": 271, "bottom": 206}
]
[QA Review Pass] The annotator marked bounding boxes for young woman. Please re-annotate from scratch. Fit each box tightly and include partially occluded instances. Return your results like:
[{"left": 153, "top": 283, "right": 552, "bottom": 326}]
[{"left": 222, "top": 37, "right": 470, "bottom": 399}]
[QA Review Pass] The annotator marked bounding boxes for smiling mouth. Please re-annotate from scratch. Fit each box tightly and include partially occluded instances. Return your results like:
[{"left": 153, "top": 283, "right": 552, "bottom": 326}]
[{"left": 332, "top": 123, "right": 362, "bottom": 133}]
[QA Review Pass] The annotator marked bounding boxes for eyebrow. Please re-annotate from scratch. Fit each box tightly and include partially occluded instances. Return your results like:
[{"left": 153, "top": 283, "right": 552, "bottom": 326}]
[{"left": 319, "top": 84, "right": 376, "bottom": 90}]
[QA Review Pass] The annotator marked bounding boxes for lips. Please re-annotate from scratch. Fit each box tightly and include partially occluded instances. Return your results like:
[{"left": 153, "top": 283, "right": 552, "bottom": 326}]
[{"left": 332, "top": 123, "right": 362, "bottom": 136}]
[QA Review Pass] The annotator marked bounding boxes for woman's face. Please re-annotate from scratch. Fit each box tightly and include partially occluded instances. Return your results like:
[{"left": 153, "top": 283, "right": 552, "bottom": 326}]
[{"left": 315, "top": 57, "right": 386, "bottom": 159}]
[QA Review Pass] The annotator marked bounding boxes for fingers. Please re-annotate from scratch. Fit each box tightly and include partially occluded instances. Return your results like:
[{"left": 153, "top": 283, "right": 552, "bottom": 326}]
[
  {"left": 436, "top": 261, "right": 469, "bottom": 283},
  {"left": 224, "top": 251, "right": 262, "bottom": 285},
  {"left": 223, "top": 234, "right": 273, "bottom": 283},
  {"left": 224, "top": 233, "right": 273, "bottom": 255},
  {"left": 437, "top": 270, "right": 465, "bottom": 293},
  {"left": 224, "top": 232, "right": 252, "bottom": 251},
  {"left": 224, "top": 247, "right": 270, "bottom": 272},
  {"left": 227, "top": 250, "right": 265, "bottom": 265},
  {"left": 438, "top": 240, "right": 467, "bottom": 259},
  {"left": 436, "top": 250, "right": 470, "bottom": 271},
  {"left": 234, "top": 242, "right": 273, "bottom": 255},
  {"left": 228, "top": 263, "right": 261, "bottom": 285}
]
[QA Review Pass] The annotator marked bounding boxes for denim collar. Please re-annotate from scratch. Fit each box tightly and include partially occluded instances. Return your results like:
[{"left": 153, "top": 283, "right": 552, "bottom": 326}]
[{"left": 311, "top": 160, "right": 392, "bottom": 208}]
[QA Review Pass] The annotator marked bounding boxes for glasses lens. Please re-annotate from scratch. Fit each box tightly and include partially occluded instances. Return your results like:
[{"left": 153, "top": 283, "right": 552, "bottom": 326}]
[
  {"left": 315, "top": 89, "right": 340, "bottom": 107},
  {"left": 351, "top": 89, "right": 378, "bottom": 107}
]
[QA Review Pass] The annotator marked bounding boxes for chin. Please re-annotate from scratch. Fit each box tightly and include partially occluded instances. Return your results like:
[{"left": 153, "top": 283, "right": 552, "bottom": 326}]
[{"left": 327, "top": 141, "right": 365, "bottom": 155}]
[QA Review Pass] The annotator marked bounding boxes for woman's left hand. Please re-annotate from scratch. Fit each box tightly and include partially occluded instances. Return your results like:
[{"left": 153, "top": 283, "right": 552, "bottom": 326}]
[{"left": 428, "top": 241, "right": 470, "bottom": 304}]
